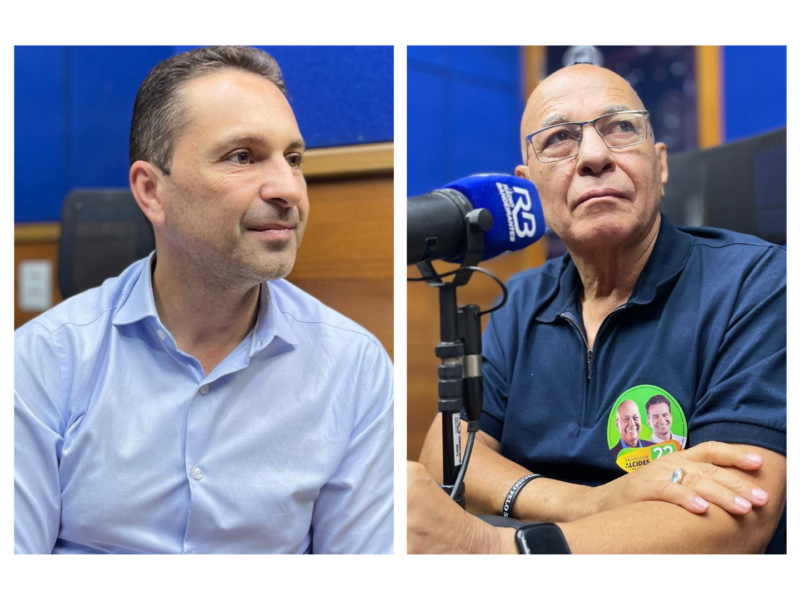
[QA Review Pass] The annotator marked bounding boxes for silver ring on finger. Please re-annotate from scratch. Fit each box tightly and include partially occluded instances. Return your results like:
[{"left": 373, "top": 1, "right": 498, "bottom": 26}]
[{"left": 671, "top": 467, "right": 685, "bottom": 485}]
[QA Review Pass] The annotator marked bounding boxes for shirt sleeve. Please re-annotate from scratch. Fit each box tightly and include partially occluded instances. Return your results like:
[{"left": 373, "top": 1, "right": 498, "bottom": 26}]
[
  {"left": 14, "top": 323, "right": 67, "bottom": 554},
  {"left": 689, "top": 246, "right": 786, "bottom": 455},
  {"left": 310, "top": 339, "right": 394, "bottom": 554},
  {"left": 478, "top": 304, "right": 513, "bottom": 442}
]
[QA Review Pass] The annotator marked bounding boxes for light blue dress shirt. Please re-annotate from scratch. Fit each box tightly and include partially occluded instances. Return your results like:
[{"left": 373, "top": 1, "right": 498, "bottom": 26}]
[{"left": 14, "top": 255, "right": 394, "bottom": 554}]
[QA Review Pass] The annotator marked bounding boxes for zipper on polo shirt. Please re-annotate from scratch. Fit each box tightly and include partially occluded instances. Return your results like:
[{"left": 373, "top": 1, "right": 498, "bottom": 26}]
[
  {"left": 560, "top": 313, "right": 593, "bottom": 380},
  {"left": 560, "top": 304, "right": 629, "bottom": 381}
]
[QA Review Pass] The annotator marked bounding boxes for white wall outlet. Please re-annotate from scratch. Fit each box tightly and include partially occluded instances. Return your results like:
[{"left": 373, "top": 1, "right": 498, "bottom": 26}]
[{"left": 18, "top": 260, "right": 53, "bottom": 311}]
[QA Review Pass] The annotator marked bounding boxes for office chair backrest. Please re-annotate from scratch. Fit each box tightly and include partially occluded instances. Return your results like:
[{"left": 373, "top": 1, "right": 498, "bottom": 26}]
[
  {"left": 59, "top": 189, "right": 155, "bottom": 299},
  {"left": 662, "top": 127, "right": 786, "bottom": 245}
]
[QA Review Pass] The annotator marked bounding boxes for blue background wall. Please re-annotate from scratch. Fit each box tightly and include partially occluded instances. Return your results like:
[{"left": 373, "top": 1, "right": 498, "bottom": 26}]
[
  {"left": 15, "top": 46, "right": 394, "bottom": 223},
  {"left": 407, "top": 46, "right": 786, "bottom": 197},
  {"left": 407, "top": 46, "right": 522, "bottom": 197},
  {"left": 724, "top": 46, "right": 786, "bottom": 142}
]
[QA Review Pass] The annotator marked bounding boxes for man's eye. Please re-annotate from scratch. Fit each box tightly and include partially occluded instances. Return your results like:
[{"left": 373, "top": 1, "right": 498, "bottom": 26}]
[
  {"left": 605, "top": 119, "right": 637, "bottom": 135},
  {"left": 544, "top": 128, "right": 577, "bottom": 148},
  {"left": 226, "top": 151, "right": 252, "bottom": 165},
  {"left": 287, "top": 153, "right": 304, "bottom": 168}
]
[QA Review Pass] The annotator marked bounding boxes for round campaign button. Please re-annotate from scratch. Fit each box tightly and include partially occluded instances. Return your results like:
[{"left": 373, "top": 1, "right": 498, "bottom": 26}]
[{"left": 607, "top": 385, "right": 688, "bottom": 473}]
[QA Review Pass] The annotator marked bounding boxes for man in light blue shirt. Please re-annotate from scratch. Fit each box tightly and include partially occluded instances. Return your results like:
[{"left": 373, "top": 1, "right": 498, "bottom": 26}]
[{"left": 15, "top": 46, "right": 393, "bottom": 554}]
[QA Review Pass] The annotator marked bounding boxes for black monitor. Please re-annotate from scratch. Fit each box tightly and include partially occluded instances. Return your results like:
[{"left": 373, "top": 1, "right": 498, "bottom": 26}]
[{"left": 662, "top": 128, "right": 786, "bottom": 245}]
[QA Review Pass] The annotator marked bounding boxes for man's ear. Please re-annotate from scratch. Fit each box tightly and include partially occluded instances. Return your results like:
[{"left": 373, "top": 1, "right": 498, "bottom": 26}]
[
  {"left": 655, "top": 142, "right": 669, "bottom": 197},
  {"left": 130, "top": 160, "right": 168, "bottom": 227},
  {"left": 515, "top": 164, "right": 530, "bottom": 180}
]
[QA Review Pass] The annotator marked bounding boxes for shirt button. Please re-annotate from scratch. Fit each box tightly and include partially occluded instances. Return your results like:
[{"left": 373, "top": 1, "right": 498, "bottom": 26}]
[
  {"left": 199, "top": 384, "right": 210, "bottom": 395},
  {"left": 191, "top": 467, "right": 203, "bottom": 480},
  {"left": 157, "top": 330, "right": 167, "bottom": 340}
]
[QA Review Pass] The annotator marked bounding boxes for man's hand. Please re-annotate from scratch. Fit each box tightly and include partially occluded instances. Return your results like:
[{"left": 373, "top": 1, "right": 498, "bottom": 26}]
[
  {"left": 407, "top": 461, "right": 517, "bottom": 554},
  {"left": 420, "top": 415, "right": 771, "bottom": 522},
  {"left": 559, "top": 445, "right": 785, "bottom": 554},
  {"left": 589, "top": 441, "right": 770, "bottom": 516}
]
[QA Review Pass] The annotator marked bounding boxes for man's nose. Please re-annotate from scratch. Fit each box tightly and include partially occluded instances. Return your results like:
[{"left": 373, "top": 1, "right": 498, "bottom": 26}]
[
  {"left": 258, "top": 157, "right": 305, "bottom": 208},
  {"left": 575, "top": 125, "right": 615, "bottom": 176}
]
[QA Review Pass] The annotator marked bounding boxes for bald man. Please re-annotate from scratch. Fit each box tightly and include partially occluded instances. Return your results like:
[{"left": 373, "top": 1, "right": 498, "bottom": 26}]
[
  {"left": 609, "top": 400, "right": 653, "bottom": 461},
  {"left": 409, "top": 63, "right": 786, "bottom": 554}
]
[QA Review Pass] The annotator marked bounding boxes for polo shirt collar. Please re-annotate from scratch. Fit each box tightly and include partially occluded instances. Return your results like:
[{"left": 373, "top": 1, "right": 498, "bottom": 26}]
[
  {"left": 112, "top": 252, "right": 299, "bottom": 357},
  {"left": 537, "top": 213, "right": 693, "bottom": 322},
  {"left": 626, "top": 213, "right": 693, "bottom": 306}
]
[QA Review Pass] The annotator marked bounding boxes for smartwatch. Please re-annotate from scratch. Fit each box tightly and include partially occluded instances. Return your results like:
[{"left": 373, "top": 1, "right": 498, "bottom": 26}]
[{"left": 514, "top": 522, "right": 572, "bottom": 554}]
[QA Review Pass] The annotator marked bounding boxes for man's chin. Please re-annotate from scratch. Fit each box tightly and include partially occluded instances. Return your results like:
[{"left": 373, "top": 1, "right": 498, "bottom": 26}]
[
  {"left": 575, "top": 218, "right": 633, "bottom": 245},
  {"left": 253, "top": 255, "right": 297, "bottom": 282},
  {"left": 252, "top": 265, "right": 294, "bottom": 282},
  {"left": 237, "top": 239, "right": 299, "bottom": 282}
]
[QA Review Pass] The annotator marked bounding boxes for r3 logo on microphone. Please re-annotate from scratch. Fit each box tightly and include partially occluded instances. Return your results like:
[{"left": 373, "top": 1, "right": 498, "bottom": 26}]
[
  {"left": 407, "top": 173, "right": 545, "bottom": 264},
  {"left": 496, "top": 183, "right": 538, "bottom": 242}
]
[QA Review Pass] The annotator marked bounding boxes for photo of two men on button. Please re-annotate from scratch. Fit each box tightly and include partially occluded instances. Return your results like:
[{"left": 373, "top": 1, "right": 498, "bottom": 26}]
[{"left": 14, "top": 45, "right": 785, "bottom": 556}]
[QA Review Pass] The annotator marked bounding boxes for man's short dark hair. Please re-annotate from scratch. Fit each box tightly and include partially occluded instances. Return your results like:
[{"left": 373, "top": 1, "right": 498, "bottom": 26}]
[
  {"left": 645, "top": 395, "right": 671, "bottom": 415},
  {"left": 129, "top": 46, "right": 286, "bottom": 174}
]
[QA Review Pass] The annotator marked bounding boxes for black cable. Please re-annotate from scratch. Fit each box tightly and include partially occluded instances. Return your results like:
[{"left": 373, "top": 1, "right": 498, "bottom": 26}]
[
  {"left": 449, "top": 429, "right": 476, "bottom": 500},
  {"left": 407, "top": 266, "right": 508, "bottom": 316},
  {"left": 406, "top": 266, "right": 464, "bottom": 281}
]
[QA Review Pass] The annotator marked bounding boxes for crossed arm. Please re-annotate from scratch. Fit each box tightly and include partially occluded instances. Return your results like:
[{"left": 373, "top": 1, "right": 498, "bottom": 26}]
[{"left": 412, "top": 414, "right": 786, "bottom": 554}]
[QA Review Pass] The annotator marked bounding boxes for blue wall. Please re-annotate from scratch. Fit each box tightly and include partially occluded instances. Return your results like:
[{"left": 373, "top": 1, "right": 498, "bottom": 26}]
[
  {"left": 407, "top": 47, "right": 523, "bottom": 197},
  {"left": 15, "top": 46, "right": 393, "bottom": 223},
  {"left": 723, "top": 46, "right": 786, "bottom": 142}
]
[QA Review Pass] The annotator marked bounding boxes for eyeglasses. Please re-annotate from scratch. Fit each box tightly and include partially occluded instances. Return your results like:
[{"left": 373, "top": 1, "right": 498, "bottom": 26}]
[{"left": 526, "top": 110, "right": 650, "bottom": 163}]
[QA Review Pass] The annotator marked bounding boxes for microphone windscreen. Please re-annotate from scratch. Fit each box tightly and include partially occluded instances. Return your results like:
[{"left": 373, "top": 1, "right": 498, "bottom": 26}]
[{"left": 443, "top": 174, "right": 546, "bottom": 261}]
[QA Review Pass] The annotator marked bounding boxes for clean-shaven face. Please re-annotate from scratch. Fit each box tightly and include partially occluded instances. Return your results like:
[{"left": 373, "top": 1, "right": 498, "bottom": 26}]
[
  {"left": 647, "top": 402, "right": 673, "bottom": 439},
  {"left": 517, "top": 64, "right": 668, "bottom": 253},
  {"left": 616, "top": 400, "right": 642, "bottom": 447}
]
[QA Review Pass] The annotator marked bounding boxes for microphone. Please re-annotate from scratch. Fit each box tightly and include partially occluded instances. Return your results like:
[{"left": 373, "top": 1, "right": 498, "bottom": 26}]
[{"left": 407, "top": 174, "right": 546, "bottom": 265}]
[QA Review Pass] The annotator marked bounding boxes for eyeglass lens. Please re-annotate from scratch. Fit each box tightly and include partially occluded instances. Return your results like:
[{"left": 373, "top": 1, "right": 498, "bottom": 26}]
[{"left": 532, "top": 112, "right": 647, "bottom": 162}]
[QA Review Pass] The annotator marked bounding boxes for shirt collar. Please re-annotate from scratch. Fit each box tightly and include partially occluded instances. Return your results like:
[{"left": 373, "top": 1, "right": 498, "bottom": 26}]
[
  {"left": 620, "top": 438, "right": 642, "bottom": 449},
  {"left": 536, "top": 213, "right": 693, "bottom": 323},
  {"left": 112, "top": 252, "right": 159, "bottom": 326},
  {"left": 249, "top": 281, "right": 300, "bottom": 358},
  {"left": 112, "top": 252, "right": 300, "bottom": 357}
]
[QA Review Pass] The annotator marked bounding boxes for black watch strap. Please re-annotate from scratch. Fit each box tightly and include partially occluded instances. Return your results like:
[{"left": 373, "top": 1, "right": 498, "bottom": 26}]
[{"left": 514, "top": 522, "right": 572, "bottom": 554}]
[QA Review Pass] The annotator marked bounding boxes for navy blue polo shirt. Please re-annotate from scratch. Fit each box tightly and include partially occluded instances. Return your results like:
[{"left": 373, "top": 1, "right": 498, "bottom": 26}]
[{"left": 479, "top": 213, "right": 786, "bottom": 552}]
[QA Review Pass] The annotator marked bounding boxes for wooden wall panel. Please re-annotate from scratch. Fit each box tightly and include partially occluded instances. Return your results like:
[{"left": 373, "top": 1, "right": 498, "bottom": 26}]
[
  {"left": 406, "top": 241, "right": 547, "bottom": 460},
  {"left": 290, "top": 178, "right": 393, "bottom": 280},
  {"left": 288, "top": 176, "right": 393, "bottom": 358},
  {"left": 14, "top": 240, "right": 63, "bottom": 330},
  {"left": 696, "top": 46, "right": 724, "bottom": 149}
]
